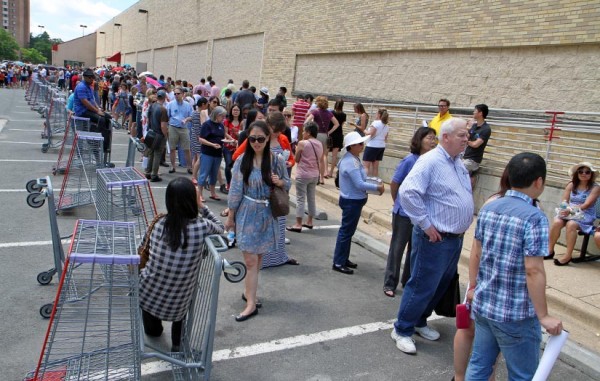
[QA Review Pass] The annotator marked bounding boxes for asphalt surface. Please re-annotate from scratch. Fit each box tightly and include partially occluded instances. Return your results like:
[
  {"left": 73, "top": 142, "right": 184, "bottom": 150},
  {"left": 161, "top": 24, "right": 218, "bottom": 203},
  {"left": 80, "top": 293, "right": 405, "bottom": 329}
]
[{"left": 0, "top": 87, "right": 596, "bottom": 380}]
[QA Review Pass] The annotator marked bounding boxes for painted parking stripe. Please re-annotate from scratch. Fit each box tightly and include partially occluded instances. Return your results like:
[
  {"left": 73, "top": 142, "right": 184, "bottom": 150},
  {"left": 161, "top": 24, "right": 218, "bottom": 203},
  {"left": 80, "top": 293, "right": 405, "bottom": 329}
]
[
  {"left": 0, "top": 239, "right": 71, "bottom": 249},
  {"left": 141, "top": 315, "right": 444, "bottom": 375}
]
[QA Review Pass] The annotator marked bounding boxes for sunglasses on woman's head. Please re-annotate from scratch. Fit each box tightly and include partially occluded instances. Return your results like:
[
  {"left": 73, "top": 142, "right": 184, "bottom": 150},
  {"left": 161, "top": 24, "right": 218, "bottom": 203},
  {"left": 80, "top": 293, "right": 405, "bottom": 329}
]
[{"left": 249, "top": 136, "right": 267, "bottom": 143}]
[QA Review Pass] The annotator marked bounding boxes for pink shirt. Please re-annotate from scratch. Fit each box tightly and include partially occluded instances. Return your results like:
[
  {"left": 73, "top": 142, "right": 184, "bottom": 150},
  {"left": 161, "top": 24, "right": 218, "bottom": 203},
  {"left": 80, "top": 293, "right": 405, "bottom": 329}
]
[
  {"left": 297, "top": 139, "right": 322, "bottom": 179},
  {"left": 210, "top": 86, "right": 220, "bottom": 98}
]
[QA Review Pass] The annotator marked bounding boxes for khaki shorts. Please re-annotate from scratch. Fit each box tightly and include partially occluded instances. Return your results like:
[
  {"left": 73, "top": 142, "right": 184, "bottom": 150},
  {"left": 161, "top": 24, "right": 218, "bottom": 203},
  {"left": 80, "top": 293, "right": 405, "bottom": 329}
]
[
  {"left": 168, "top": 125, "right": 191, "bottom": 150},
  {"left": 316, "top": 133, "right": 328, "bottom": 152},
  {"left": 462, "top": 158, "right": 480, "bottom": 173}
]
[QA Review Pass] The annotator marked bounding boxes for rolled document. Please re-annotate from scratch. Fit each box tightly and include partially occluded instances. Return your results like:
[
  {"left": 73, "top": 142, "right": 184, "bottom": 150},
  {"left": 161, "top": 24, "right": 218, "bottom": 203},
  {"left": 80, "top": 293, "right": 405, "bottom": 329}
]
[
  {"left": 166, "top": 141, "right": 171, "bottom": 154},
  {"left": 532, "top": 330, "right": 569, "bottom": 381}
]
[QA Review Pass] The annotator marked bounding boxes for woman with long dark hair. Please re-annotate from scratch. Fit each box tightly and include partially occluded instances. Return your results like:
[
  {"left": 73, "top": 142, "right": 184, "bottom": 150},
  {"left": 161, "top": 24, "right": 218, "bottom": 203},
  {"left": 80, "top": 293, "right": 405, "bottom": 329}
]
[
  {"left": 139, "top": 177, "right": 224, "bottom": 351},
  {"left": 226, "top": 121, "right": 290, "bottom": 321}
]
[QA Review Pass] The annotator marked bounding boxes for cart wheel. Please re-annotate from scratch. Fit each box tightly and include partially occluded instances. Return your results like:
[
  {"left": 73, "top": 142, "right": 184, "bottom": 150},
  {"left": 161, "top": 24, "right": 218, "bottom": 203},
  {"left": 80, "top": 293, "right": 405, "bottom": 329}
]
[
  {"left": 41, "top": 144, "right": 49, "bottom": 153},
  {"left": 37, "top": 271, "right": 53, "bottom": 285},
  {"left": 26, "top": 192, "right": 45, "bottom": 208},
  {"left": 40, "top": 303, "right": 53, "bottom": 319},
  {"left": 223, "top": 261, "right": 246, "bottom": 283},
  {"left": 26, "top": 179, "right": 42, "bottom": 193}
]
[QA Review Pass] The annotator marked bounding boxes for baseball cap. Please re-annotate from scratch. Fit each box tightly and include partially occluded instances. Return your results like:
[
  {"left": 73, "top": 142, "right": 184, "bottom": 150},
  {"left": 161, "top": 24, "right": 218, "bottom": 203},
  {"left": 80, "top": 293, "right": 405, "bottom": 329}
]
[{"left": 156, "top": 89, "right": 167, "bottom": 98}]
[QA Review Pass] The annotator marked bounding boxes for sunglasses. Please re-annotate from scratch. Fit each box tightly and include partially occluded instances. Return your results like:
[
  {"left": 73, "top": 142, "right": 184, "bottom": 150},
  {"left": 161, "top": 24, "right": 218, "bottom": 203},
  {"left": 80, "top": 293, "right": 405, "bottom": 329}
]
[
  {"left": 578, "top": 169, "right": 592, "bottom": 175},
  {"left": 174, "top": 92, "right": 182, "bottom": 95},
  {"left": 284, "top": 114, "right": 292, "bottom": 118},
  {"left": 249, "top": 136, "right": 267, "bottom": 143}
]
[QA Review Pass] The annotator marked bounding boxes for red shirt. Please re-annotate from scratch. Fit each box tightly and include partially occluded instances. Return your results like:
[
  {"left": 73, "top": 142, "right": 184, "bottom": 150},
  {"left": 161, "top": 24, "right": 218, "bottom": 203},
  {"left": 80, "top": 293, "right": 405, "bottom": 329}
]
[
  {"left": 223, "top": 119, "right": 242, "bottom": 151},
  {"left": 292, "top": 100, "right": 310, "bottom": 127}
]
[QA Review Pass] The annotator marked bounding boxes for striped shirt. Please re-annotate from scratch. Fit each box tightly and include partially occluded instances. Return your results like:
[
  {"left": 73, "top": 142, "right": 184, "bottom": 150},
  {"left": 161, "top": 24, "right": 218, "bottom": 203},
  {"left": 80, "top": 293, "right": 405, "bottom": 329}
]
[
  {"left": 399, "top": 145, "right": 473, "bottom": 233},
  {"left": 472, "top": 190, "right": 549, "bottom": 322},
  {"left": 292, "top": 100, "right": 310, "bottom": 127}
]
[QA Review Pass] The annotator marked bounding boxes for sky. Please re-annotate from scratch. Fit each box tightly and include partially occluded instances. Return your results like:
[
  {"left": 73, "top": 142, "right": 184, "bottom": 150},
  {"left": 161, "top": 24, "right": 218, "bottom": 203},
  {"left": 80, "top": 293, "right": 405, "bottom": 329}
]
[{"left": 30, "top": 0, "right": 138, "bottom": 42}]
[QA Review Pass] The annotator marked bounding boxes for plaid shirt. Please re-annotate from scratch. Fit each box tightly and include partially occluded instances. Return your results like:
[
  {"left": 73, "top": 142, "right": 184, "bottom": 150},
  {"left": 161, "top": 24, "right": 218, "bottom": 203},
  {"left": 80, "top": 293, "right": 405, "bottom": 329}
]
[
  {"left": 472, "top": 190, "right": 549, "bottom": 322},
  {"left": 139, "top": 206, "right": 224, "bottom": 321}
]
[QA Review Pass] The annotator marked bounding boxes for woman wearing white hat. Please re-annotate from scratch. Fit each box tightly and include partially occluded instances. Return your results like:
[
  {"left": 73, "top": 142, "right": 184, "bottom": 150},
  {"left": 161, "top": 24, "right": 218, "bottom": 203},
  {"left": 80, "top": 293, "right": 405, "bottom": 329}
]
[
  {"left": 548, "top": 161, "right": 600, "bottom": 266},
  {"left": 332, "top": 131, "right": 384, "bottom": 274}
]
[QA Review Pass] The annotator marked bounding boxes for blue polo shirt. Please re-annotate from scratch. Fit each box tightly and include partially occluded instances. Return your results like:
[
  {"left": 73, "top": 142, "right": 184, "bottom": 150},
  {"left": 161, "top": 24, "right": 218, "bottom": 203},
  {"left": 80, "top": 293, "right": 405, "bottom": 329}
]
[
  {"left": 338, "top": 151, "right": 378, "bottom": 199},
  {"left": 167, "top": 99, "right": 193, "bottom": 128},
  {"left": 73, "top": 81, "right": 95, "bottom": 116}
]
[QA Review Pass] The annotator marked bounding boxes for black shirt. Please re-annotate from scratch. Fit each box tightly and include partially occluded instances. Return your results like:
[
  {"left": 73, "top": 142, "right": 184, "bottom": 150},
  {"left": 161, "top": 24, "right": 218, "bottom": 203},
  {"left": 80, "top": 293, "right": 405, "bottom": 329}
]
[{"left": 463, "top": 121, "right": 491, "bottom": 163}]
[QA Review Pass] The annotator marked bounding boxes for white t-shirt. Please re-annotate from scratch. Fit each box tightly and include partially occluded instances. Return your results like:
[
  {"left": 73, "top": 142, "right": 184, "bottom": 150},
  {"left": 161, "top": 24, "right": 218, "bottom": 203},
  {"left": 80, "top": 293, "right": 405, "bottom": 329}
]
[{"left": 366, "top": 120, "right": 389, "bottom": 148}]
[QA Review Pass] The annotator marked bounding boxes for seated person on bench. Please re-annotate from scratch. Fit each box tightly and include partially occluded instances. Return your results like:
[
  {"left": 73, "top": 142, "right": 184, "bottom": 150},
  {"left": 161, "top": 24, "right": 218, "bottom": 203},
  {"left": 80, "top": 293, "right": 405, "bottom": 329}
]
[{"left": 73, "top": 68, "right": 113, "bottom": 166}]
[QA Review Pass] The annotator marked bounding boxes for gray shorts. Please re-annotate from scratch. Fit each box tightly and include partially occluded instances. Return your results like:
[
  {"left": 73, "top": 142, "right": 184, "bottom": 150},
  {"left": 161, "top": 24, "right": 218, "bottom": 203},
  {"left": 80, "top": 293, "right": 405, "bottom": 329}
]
[
  {"left": 168, "top": 125, "right": 191, "bottom": 150},
  {"left": 462, "top": 158, "right": 480, "bottom": 173}
]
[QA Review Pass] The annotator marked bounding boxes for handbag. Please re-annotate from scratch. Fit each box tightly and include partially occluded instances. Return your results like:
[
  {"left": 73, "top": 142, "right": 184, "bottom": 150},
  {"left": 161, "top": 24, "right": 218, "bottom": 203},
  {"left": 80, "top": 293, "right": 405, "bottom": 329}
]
[
  {"left": 144, "top": 129, "right": 163, "bottom": 150},
  {"left": 434, "top": 272, "right": 461, "bottom": 317},
  {"left": 269, "top": 155, "right": 289, "bottom": 218},
  {"left": 137, "top": 213, "right": 166, "bottom": 269}
]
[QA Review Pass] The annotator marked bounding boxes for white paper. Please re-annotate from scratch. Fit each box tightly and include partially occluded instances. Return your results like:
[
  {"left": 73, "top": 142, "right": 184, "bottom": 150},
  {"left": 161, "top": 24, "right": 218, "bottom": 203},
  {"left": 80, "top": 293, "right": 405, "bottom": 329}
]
[
  {"left": 532, "top": 330, "right": 569, "bottom": 381},
  {"left": 166, "top": 141, "right": 171, "bottom": 154}
]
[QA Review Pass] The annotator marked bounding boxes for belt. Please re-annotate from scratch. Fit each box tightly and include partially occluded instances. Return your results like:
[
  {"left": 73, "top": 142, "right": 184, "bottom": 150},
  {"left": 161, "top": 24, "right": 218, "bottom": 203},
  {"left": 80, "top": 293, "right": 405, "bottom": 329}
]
[
  {"left": 439, "top": 232, "right": 464, "bottom": 239},
  {"left": 244, "top": 195, "right": 269, "bottom": 206}
]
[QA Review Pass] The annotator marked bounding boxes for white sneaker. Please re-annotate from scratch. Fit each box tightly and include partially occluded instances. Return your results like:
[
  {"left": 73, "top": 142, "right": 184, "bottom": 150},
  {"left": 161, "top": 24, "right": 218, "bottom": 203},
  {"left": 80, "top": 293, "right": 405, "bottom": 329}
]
[
  {"left": 415, "top": 325, "right": 440, "bottom": 341},
  {"left": 284, "top": 238, "right": 291, "bottom": 245},
  {"left": 390, "top": 329, "right": 416, "bottom": 354}
]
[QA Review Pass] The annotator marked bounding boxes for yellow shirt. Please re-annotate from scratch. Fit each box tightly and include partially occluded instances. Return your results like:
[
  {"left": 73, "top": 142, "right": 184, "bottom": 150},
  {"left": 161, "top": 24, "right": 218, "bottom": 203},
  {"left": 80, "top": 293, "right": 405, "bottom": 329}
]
[{"left": 429, "top": 112, "right": 452, "bottom": 135}]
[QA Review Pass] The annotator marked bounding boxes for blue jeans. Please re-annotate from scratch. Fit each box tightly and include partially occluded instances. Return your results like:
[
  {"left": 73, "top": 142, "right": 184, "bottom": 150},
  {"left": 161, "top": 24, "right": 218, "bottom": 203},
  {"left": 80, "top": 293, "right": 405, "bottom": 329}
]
[
  {"left": 393, "top": 226, "right": 463, "bottom": 336},
  {"left": 333, "top": 197, "right": 367, "bottom": 266},
  {"left": 198, "top": 153, "right": 222, "bottom": 186},
  {"left": 466, "top": 314, "right": 541, "bottom": 381},
  {"left": 223, "top": 149, "right": 233, "bottom": 185}
]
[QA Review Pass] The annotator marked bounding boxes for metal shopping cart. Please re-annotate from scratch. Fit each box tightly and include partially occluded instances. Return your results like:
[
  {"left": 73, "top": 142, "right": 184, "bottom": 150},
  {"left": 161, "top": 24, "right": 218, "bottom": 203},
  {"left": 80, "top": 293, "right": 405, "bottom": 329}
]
[
  {"left": 142, "top": 235, "right": 246, "bottom": 381},
  {"left": 125, "top": 136, "right": 146, "bottom": 168},
  {"left": 53, "top": 115, "right": 91, "bottom": 175},
  {"left": 41, "top": 95, "right": 68, "bottom": 153},
  {"left": 24, "top": 219, "right": 142, "bottom": 381},
  {"left": 24, "top": 177, "right": 70, "bottom": 296},
  {"left": 95, "top": 167, "right": 157, "bottom": 241},
  {"left": 56, "top": 131, "right": 104, "bottom": 212}
]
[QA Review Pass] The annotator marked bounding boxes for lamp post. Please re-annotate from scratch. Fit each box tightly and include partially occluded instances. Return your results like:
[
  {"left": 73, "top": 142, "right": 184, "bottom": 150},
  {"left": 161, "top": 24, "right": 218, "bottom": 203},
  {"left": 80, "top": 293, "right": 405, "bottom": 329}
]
[
  {"left": 80, "top": 24, "right": 87, "bottom": 37},
  {"left": 37, "top": 25, "right": 44, "bottom": 35}
]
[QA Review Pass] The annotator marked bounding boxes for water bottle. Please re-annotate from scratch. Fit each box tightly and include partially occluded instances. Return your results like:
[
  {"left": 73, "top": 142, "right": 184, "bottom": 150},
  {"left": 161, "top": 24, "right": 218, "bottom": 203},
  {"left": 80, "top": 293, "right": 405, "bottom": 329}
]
[
  {"left": 227, "top": 230, "right": 236, "bottom": 248},
  {"left": 559, "top": 201, "right": 568, "bottom": 210}
]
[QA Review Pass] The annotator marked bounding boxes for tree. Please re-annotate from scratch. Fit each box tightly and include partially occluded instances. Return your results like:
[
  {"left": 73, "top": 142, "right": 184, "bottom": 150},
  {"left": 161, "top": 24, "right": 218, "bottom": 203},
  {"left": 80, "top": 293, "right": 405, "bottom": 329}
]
[
  {"left": 29, "top": 32, "right": 62, "bottom": 63},
  {"left": 20, "top": 47, "right": 46, "bottom": 64},
  {"left": 0, "top": 28, "right": 20, "bottom": 60}
]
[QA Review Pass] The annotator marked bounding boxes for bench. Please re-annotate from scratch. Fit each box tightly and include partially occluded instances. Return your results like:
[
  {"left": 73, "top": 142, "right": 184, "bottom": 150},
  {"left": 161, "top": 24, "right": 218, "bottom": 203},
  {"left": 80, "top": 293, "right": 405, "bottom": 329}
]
[{"left": 574, "top": 198, "right": 600, "bottom": 263}]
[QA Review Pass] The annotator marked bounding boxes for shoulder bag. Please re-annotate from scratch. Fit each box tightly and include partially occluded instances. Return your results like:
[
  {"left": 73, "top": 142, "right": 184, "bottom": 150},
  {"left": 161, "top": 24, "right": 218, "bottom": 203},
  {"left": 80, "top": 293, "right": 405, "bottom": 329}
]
[
  {"left": 269, "top": 155, "right": 290, "bottom": 218},
  {"left": 138, "top": 213, "right": 166, "bottom": 269}
]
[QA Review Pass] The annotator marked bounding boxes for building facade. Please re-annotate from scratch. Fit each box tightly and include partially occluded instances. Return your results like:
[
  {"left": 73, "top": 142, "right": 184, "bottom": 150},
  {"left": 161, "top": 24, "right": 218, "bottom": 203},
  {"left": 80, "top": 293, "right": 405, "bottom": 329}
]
[
  {"left": 52, "top": 33, "right": 97, "bottom": 68},
  {"left": 1, "top": 0, "right": 29, "bottom": 48},
  {"left": 96, "top": 0, "right": 600, "bottom": 112}
]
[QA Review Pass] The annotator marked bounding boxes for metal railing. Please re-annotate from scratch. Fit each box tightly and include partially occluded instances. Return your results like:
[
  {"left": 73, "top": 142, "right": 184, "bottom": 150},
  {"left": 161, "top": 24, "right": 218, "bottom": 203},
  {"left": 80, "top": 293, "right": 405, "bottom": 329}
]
[{"left": 334, "top": 100, "right": 600, "bottom": 185}]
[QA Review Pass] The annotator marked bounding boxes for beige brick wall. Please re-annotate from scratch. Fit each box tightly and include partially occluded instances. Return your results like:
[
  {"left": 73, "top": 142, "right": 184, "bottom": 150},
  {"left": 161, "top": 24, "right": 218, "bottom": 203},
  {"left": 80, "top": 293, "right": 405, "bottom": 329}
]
[
  {"left": 152, "top": 47, "right": 174, "bottom": 80},
  {"left": 176, "top": 42, "right": 208, "bottom": 84},
  {"left": 211, "top": 33, "right": 264, "bottom": 87},
  {"left": 95, "top": 0, "right": 600, "bottom": 111},
  {"left": 53, "top": 33, "right": 96, "bottom": 67}
]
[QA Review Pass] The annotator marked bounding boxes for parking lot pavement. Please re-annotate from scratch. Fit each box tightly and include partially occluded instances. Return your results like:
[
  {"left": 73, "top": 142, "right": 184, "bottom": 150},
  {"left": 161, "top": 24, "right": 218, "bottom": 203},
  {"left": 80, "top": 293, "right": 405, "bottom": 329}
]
[{"left": 1, "top": 88, "right": 596, "bottom": 381}]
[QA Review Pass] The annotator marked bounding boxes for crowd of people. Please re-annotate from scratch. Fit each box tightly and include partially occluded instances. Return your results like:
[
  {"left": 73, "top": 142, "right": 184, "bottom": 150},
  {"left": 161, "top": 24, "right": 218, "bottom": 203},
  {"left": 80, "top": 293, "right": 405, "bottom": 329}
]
[{"left": 32, "top": 63, "right": 596, "bottom": 379}]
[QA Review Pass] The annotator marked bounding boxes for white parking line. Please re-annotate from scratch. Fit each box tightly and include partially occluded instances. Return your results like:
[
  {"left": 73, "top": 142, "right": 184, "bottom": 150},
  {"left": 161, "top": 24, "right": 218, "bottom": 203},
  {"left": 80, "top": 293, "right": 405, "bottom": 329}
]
[
  {"left": 0, "top": 141, "right": 128, "bottom": 147},
  {"left": 141, "top": 316, "right": 443, "bottom": 375},
  {"left": 0, "top": 239, "right": 71, "bottom": 248}
]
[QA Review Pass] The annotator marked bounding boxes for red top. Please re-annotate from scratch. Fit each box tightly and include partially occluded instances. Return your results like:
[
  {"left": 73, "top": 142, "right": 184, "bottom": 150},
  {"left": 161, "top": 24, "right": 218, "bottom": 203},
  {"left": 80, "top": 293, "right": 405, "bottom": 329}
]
[
  {"left": 292, "top": 100, "right": 310, "bottom": 127},
  {"left": 233, "top": 134, "right": 295, "bottom": 168},
  {"left": 223, "top": 119, "right": 242, "bottom": 151}
]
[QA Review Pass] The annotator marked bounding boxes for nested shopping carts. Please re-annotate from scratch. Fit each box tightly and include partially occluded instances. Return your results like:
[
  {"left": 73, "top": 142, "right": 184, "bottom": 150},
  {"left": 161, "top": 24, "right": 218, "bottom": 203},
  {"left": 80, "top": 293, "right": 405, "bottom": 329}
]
[
  {"left": 96, "top": 167, "right": 157, "bottom": 241},
  {"left": 57, "top": 131, "right": 104, "bottom": 212},
  {"left": 41, "top": 95, "right": 68, "bottom": 153},
  {"left": 125, "top": 136, "right": 146, "bottom": 168},
  {"left": 53, "top": 115, "right": 91, "bottom": 175},
  {"left": 24, "top": 220, "right": 142, "bottom": 381}
]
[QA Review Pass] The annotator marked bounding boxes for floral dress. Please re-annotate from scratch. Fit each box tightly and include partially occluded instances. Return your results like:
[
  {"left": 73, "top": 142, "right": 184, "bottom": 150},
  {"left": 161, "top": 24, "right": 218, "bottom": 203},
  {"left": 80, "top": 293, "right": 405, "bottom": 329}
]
[
  {"left": 228, "top": 154, "right": 290, "bottom": 254},
  {"left": 570, "top": 184, "right": 599, "bottom": 234}
]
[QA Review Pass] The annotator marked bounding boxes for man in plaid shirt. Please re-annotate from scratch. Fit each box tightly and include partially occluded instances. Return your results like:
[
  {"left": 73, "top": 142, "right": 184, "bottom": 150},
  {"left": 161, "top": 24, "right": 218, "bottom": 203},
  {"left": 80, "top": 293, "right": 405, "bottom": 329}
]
[{"left": 466, "top": 152, "right": 563, "bottom": 380}]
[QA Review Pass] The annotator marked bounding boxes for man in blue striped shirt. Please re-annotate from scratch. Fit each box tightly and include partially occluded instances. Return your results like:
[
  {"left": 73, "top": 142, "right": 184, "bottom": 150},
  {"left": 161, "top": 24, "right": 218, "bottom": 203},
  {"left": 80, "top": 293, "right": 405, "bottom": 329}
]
[
  {"left": 466, "top": 153, "right": 563, "bottom": 380},
  {"left": 390, "top": 118, "right": 473, "bottom": 354}
]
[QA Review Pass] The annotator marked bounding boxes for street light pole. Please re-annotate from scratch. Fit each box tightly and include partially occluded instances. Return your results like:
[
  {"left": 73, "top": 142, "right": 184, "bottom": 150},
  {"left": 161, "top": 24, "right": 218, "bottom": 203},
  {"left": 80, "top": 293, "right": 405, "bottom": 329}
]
[
  {"left": 37, "top": 25, "right": 44, "bottom": 35},
  {"left": 80, "top": 24, "right": 87, "bottom": 37}
]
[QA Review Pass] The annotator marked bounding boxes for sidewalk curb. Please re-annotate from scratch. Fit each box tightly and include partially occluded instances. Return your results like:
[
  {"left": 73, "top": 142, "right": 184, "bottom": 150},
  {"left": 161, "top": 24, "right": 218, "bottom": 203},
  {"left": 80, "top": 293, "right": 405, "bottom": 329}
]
[{"left": 295, "top": 182, "right": 600, "bottom": 380}]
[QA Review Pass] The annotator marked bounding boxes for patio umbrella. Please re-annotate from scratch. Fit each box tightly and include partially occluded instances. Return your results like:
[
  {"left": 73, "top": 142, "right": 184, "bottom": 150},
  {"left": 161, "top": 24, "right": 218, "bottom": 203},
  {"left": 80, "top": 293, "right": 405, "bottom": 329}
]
[
  {"left": 112, "top": 67, "right": 125, "bottom": 72},
  {"left": 145, "top": 76, "right": 161, "bottom": 88},
  {"left": 13, "top": 61, "right": 25, "bottom": 66},
  {"left": 139, "top": 71, "right": 153, "bottom": 77},
  {"left": 123, "top": 63, "right": 131, "bottom": 68}
]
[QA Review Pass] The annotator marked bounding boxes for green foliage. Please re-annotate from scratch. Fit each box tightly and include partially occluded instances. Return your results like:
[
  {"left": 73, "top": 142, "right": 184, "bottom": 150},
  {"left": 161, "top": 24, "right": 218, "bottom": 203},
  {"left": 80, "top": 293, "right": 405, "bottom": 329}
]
[
  {"left": 29, "top": 32, "right": 62, "bottom": 63},
  {"left": 21, "top": 47, "right": 46, "bottom": 64},
  {"left": 0, "top": 28, "right": 20, "bottom": 60}
]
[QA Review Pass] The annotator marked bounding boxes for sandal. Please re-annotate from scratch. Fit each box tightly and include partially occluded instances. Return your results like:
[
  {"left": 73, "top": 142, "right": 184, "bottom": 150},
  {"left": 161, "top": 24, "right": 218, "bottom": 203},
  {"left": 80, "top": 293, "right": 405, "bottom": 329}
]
[
  {"left": 302, "top": 224, "right": 314, "bottom": 229},
  {"left": 209, "top": 195, "right": 222, "bottom": 201},
  {"left": 286, "top": 226, "right": 302, "bottom": 233},
  {"left": 286, "top": 258, "right": 300, "bottom": 265},
  {"left": 220, "top": 209, "right": 229, "bottom": 217},
  {"left": 383, "top": 289, "right": 395, "bottom": 298}
]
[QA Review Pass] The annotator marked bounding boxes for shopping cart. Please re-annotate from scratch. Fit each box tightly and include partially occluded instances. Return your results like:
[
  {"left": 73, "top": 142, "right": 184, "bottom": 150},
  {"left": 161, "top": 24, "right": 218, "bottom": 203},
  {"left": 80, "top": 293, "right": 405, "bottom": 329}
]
[
  {"left": 142, "top": 235, "right": 246, "bottom": 381},
  {"left": 24, "top": 219, "right": 142, "bottom": 381},
  {"left": 125, "top": 136, "right": 146, "bottom": 168},
  {"left": 24, "top": 177, "right": 70, "bottom": 297},
  {"left": 56, "top": 131, "right": 104, "bottom": 212},
  {"left": 53, "top": 115, "right": 91, "bottom": 175},
  {"left": 95, "top": 167, "right": 157, "bottom": 241},
  {"left": 41, "top": 96, "right": 68, "bottom": 153}
]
